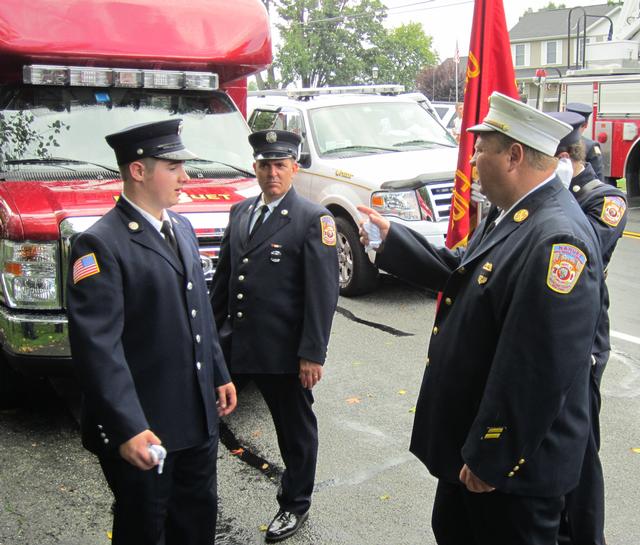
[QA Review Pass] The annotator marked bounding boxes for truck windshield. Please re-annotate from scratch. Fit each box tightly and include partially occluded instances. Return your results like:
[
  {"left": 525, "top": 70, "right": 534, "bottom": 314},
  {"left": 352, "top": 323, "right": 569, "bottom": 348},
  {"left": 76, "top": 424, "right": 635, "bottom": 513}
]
[
  {"left": 0, "top": 86, "right": 254, "bottom": 173},
  {"left": 308, "top": 100, "right": 457, "bottom": 157}
]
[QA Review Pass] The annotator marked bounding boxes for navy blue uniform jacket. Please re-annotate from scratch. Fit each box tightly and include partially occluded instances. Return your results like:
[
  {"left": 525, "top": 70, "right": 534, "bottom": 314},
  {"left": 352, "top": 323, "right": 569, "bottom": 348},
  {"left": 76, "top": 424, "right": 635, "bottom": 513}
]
[
  {"left": 377, "top": 178, "right": 604, "bottom": 496},
  {"left": 210, "top": 188, "right": 339, "bottom": 374},
  {"left": 571, "top": 163, "right": 627, "bottom": 372},
  {"left": 67, "top": 198, "right": 231, "bottom": 456}
]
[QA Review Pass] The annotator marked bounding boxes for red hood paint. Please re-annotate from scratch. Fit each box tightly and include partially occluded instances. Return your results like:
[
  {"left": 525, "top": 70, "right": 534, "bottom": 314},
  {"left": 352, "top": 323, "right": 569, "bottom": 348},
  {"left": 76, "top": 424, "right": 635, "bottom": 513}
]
[
  {"left": 0, "top": 177, "right": 258, "bottom": 240},
  {"left": 0, "top": 0, "right": 272, "bottom": 83}
]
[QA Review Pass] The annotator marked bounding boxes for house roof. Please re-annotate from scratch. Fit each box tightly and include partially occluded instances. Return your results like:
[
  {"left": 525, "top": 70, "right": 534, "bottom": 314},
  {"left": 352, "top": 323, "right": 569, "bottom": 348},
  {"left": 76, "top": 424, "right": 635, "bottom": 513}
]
[{"left": 510, "top": 4, "right": 618, "bottom": 41}]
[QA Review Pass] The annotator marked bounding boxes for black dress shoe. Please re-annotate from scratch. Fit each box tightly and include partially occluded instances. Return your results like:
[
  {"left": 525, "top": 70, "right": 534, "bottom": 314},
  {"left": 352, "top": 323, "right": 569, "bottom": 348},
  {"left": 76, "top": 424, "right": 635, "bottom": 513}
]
[{"left": 265, "top": 509, "right": 309, "bottom": 542}]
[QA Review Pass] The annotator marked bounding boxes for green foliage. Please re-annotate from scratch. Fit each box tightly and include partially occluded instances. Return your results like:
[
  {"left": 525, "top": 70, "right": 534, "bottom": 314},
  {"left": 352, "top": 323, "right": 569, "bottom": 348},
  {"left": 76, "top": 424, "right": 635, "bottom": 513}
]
[
  {"left": 275, "top": 0, "right": 387, "bottom": 87},
  {"left": 371, "top": 23, "right": 437, "bottom": 90},
  {"left": 0, "top": 112, "right": 68, "bottom": 169}
]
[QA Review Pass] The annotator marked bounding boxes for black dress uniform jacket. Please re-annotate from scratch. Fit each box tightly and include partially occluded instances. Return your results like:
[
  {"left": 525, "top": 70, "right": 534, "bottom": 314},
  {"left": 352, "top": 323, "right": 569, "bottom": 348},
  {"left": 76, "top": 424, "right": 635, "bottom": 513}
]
[
  {"left": 582, "top": 136, "right": 604, "bottom": 182},
  {"left": 211, "top": 188, "right": 339, "bottom": 373},
  {"left": 377, "top": 177, "right": 604, "bottom": 497},
  {"left": 570, "top": 163, "right": 627, "bottom": 370},
  {"left": 68, "top": 198, "right": 231, "bottom": 455}
]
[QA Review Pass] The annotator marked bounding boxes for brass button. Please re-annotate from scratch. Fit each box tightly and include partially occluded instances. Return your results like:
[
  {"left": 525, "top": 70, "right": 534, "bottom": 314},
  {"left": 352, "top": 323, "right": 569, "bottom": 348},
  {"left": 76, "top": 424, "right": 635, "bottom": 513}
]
[
  {"left": 236, "top": 311, "right": 243, "bottom": 319},
  {"left": 514, "top": 465, "right": 520, "bottom": 471},
  {"left": 519, "top": 458, "right": 525, "bottom": 464},
  {"left": 444, "top": 297, "right": 452, "bottom": 306},
  {"left": 237, "top": 293, "right": 244, "bottom": 300},
  {"left": 238, "top": 275, "right": 245, "bottom": 281},
  {"left": 191, "top": 309, "right": 197, "bottom": 318},
  {"left": 508, "top": 471, "right": 515, "bottom": 477},
  {"left": 195, "top": 334, "right": 201, "bottom": 343},
  {"left": 242, "top": 257, "right": 249, "bottom": 264},
  {"left": 458, "top": 267, "right": 466, "bottom": 275},
  {"left": 196, "top": 362, "right": 202, "bottom": 371},
  {"left": 432, "top": 326, "right": 439, "bottom": 335},
  {"left": 425, "top": 357, "right": 430, "bottom": 366},
  {"left": 186, "top": 281, "right": 193, "bottom": 290}
]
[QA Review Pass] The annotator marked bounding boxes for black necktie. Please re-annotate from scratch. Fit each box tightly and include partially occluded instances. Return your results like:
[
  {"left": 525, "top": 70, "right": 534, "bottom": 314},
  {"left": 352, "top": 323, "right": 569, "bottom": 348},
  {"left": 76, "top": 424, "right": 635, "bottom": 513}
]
[
  {"left": 161, "top": 220, "right": 179, "bottom": 256},
  {"left": 481, "top": 207, "right": 500, "bottom": 241},
  {"left": 249, "top": 205, "right": 269, "bottom": 239}
]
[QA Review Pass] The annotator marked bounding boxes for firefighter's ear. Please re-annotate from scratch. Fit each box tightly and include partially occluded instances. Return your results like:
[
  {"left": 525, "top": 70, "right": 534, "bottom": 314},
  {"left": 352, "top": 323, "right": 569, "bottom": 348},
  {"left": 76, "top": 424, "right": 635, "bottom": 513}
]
[{"left": 128, "top": 161, "right": 146, "bottom": 182}]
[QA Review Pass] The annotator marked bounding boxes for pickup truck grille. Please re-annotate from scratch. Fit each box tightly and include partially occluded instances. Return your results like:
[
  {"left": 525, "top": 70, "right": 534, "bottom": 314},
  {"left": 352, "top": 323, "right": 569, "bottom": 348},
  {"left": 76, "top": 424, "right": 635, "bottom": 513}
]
[
  {"left": 419, "top": 180, "right": 454, "bottom": 222},
  {"left": 59, "top": 213, "right": 228, "bottom": 306}
]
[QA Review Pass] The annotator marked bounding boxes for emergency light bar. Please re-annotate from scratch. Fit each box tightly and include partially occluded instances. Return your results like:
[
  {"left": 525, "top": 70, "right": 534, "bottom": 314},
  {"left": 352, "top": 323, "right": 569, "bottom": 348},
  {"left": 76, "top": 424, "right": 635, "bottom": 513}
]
[
  {"left": 23, "top": 65, "right": 219, "bottom": 91},
  {"left": 248, "top": 84, "right": 405, "bottom": 100}
]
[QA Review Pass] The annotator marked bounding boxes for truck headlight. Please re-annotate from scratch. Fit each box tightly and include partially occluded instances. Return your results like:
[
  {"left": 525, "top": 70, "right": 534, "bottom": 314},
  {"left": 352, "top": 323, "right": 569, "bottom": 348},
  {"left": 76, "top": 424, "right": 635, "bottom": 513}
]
[
  {"left": 371, "top": 190, "right": 421, "bottom": 221},
  {"left": 0, "top": 241, "right": 60, "bottom": 309}
]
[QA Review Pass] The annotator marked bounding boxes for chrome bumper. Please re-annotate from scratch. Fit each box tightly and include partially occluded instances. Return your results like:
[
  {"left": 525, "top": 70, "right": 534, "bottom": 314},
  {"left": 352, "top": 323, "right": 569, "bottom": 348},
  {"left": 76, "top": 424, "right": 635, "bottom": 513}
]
[{"left": 0, "top": 306, "right": 69, "bottom": 358}]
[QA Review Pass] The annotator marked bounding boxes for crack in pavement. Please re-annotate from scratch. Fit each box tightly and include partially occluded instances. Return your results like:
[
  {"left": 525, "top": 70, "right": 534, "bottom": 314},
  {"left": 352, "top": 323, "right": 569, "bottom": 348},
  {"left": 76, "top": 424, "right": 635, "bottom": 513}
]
[{"left": 335, "top": 306, "right": 414, "bottom": 337}]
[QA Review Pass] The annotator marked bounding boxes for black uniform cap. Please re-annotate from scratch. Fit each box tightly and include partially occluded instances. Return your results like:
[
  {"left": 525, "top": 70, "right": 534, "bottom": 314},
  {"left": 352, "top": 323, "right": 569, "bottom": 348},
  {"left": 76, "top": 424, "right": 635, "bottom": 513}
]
[
  {"left": 249, "top": 130, "right": 301, "bottom": 161},
  {"left": 549, "top": 111, "right": 586, "bottom": 152},
  {"left": 105, "top": 119, "right": 197, "bottom": 166},
  {"left": 565, "top": 102, "right": 592, "bottom": 121}
]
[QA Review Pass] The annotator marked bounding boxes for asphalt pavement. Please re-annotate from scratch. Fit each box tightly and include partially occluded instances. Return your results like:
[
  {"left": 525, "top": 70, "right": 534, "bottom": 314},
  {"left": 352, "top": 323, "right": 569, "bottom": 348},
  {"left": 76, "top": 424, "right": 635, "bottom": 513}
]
[{"left": 1, "top": 205, "right": 639, "bottom": 545}]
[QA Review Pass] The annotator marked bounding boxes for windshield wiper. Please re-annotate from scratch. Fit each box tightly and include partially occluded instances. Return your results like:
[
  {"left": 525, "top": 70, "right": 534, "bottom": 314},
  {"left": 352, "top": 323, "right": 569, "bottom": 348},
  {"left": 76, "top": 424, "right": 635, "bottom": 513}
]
[
  {"left": 323, "top": 145, "right": 399, "bottom": 155},
  {"left": 5, "top": 157, "right": 119, "bottom": 173},
  {"left": 393, "top": 139, "right": 453, "bottom": 148},
  {"left": 185, "top": 158, "right": 254, "bottom": 177}
]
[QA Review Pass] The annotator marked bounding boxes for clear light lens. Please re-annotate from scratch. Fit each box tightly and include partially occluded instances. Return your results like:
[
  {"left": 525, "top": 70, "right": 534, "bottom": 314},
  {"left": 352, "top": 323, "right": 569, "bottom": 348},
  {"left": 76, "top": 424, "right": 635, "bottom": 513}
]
[
  {"left": 184, "top": 72, "right": 219, "bottom": 90},
  {"left": 1, "top": 241, "right": 60, "bottom": 309},
  {"left": 23, "top": 65, "right": 68, "bottom": 86},
  {"left": 371, "top": 190, "right": 421, "bottom": 221},
  {"left": 69, "top": 67, "right": 113, "bottom": 87},
  {"left": 143, "top": 70, "right": 184, "bottom": 89},
  {"left": 113, "top": 69, "right": 143, "bottom": 88}
]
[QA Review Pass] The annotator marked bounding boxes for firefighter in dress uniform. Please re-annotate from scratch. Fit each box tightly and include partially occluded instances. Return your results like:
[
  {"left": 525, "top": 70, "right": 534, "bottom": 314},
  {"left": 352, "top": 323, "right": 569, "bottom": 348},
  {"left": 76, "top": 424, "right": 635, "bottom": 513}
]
[
  {"left": 67, "top": 119, "right": 236, "bottom": 545},
  {"left": 550, "top": 111, "right": 628, "bottom": 545},
  {"left": 565, "top": 102, "right": 605, "bottom": 184},
  {"left": 210, "top": 129, "right": 339, "bottom": 542},
  {"left": 359, "top": 93, "right": 604, "bottom": 545}
]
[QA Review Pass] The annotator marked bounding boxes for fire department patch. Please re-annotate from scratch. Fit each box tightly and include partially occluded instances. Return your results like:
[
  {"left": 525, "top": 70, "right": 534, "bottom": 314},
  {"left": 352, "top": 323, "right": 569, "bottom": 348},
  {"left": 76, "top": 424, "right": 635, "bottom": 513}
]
[
  {"left": 320, "top": 215, "right": 336, "bottom": 246},
  {"left": 600, "top": 196, "right": 626, "bottom": 227},
  {"left": 73, "top": 253, "right": 100, "bottom": 284},
  {"left": 546, "top": 244, "right": 587, "bottom": 294}
]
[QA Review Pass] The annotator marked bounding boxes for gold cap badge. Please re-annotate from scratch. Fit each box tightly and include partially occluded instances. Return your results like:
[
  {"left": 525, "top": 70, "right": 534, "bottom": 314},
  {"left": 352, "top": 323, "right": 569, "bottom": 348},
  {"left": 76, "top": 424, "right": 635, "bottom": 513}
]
[{"left": 513, "top": 209, "right": 529, "bottom": 223}]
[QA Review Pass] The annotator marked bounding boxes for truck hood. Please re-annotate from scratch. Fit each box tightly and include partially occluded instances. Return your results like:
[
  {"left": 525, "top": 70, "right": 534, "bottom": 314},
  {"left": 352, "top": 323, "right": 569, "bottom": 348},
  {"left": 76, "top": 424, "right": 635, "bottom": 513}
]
[
  {"left": 0, "top": 177, "right": 259, "bottom": 240},
  {"left": 311, "top": 146, "right": 460, "bottom": 186}
]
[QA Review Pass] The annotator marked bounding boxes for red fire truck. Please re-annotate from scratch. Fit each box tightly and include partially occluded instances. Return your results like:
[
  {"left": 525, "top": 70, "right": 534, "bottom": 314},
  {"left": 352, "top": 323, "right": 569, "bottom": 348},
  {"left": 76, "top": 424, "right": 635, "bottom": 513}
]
[
  {"left": 558, "top": 69, "right": 640, "bottom": 197},
  {"left": 0, "top": 0, "right": 271, "bottom": 405}
]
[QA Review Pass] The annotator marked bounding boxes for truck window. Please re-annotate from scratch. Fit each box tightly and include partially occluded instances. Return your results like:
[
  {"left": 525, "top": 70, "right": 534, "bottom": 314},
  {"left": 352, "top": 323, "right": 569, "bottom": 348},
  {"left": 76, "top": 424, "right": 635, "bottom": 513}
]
[
  {"left": 249, "top": 107, "right": 309, "bottom": 154},
  {"left": 0, "top": 86, "right": 254, "bottom": 175},
  {"left": 308, "top": 101, "right": 456, "bottom": 157}
]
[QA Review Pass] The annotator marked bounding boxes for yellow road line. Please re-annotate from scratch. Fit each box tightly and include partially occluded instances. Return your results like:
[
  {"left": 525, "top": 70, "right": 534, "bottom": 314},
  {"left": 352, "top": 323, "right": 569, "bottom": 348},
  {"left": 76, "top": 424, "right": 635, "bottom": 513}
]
[{"left": 623, "top": 230, "right": 640, "bottom": 240}]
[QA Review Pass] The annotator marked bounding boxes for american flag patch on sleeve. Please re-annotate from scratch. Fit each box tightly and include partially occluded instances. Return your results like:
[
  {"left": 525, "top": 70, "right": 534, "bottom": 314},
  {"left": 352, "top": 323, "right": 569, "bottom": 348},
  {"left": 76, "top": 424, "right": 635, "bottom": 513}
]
[{"left": 73, "top": 253, "right": 100, "bottom": 284}]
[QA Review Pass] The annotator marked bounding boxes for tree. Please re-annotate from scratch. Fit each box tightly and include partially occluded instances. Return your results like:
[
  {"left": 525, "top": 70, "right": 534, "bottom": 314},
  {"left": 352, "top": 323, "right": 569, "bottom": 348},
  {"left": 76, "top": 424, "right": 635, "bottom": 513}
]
[
  {"left": 275, "top": 0, "right": 387, "bottom": 88},
  {"left": 416, "top": 58, "right": 464, "bottom": 102},
  {"left": 370, "top": 23, "right": 437, "bottom": 90}
]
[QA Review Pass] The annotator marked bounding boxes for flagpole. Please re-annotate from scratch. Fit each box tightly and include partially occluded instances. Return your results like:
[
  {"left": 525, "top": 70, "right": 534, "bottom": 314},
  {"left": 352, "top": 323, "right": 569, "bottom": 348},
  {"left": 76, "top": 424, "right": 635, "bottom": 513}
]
[{"left": 455, "top": 40, "right": 459, "bottom": 104}]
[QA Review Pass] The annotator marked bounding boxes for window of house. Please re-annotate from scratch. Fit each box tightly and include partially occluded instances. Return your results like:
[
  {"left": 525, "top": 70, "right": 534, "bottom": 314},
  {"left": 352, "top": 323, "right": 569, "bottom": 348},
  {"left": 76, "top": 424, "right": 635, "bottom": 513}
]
[
  {"left": 542, "top": 40, "right": 563, "bottom": 65},
  {"left": 512, "top": 43, "right": 530, "bottom": 67}
]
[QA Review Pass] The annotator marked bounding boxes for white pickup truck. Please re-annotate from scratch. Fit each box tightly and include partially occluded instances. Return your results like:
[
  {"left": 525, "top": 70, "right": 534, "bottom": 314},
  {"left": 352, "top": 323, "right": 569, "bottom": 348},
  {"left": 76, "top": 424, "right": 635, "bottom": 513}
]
[{"left": 248, "top": 85, "right": 458, "bottom": 296}]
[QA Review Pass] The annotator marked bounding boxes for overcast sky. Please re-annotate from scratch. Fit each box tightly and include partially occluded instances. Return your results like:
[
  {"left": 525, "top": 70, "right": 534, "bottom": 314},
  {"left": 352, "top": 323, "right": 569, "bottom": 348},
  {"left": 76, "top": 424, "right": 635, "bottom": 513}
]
[{"left": 382, "top": 0, "right": 609, "bottom": 60}]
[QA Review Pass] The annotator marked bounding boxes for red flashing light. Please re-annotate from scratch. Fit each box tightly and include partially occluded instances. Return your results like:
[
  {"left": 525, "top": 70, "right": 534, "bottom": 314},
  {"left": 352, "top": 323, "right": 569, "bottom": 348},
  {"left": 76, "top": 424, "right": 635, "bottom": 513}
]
[{"left": 597, "top": 132, "right": 608, "bottom": 144}]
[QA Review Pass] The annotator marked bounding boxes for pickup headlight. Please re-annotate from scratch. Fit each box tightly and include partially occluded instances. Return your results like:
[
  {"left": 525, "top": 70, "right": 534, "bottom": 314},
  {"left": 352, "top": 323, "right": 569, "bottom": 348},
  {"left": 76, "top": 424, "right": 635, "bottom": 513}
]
[
  {"left": 0, "top": 241, "right": 60, "bottom": 309},
  {"left": 371, "top": 190, "right": 422, "bottom": 221}
]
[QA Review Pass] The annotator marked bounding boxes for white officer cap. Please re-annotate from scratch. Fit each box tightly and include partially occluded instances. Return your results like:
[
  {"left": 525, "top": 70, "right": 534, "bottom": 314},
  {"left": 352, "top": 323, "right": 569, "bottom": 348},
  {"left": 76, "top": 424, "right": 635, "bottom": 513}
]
[{"left": 468, "top": 92, "right": 572, "bottom": 157}]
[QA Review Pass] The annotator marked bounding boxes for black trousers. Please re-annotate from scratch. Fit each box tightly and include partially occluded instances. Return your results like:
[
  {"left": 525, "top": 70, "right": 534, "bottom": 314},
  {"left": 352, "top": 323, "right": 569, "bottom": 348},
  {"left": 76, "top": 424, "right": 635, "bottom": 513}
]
[
  {"left": 432, "top": 480, "right": 564, "bottom": 545},
  {"left": 235, "top": 373, "right": 318, "bottom": 515},
  {"left": 99, "top": 436, "right": 218, "bottom": 545},
  {"left": 559, "top": 361, "right": 606, "bottom": 545}
]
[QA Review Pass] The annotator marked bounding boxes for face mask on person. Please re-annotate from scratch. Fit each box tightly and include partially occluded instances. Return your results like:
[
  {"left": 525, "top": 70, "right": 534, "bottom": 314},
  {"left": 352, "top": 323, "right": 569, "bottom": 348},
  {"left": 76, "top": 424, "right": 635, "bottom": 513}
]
[{"left": 555, "top": 157, "right": 573, "bottom": 189}]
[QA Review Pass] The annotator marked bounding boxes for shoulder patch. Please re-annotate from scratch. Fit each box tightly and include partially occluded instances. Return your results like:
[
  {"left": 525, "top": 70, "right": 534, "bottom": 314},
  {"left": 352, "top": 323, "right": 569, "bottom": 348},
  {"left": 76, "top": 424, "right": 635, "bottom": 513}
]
[
  {"left": 73, "top": 253, "right": 101, "bottom": 284},
  {"left": 600, "top": 196, "right": 626, "bottom": 227},
  {"left": 320, "top": 215, "right": 336, "bottom": 246},
  {"left": 546, "top": 244, "right": 587, "bottom": 294}
]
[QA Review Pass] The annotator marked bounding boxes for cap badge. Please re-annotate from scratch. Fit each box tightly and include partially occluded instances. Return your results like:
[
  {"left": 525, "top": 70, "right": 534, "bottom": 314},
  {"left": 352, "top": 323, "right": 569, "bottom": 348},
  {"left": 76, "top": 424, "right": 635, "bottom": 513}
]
[
  {"left": 266, "top": 131, "right": 278, "bottom": 144},
  {"left": 128, "top": 221, "right": 139, "bottom": 231},
  {"left": 136, "top": 148, "right": 144, "bottom": 156},
  {"left": 513, "top": 209, "right": 529, "bottom": 223},
  {"left": 281, "top": 209, "right": 289, "bottom": 216}
]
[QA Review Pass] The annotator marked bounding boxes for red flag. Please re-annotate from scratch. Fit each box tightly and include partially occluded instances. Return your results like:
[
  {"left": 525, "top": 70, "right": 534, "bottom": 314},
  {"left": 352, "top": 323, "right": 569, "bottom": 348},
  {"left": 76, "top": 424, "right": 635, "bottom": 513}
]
[{"left": 445, "top": 0, "right": 519, "bottom": 249}]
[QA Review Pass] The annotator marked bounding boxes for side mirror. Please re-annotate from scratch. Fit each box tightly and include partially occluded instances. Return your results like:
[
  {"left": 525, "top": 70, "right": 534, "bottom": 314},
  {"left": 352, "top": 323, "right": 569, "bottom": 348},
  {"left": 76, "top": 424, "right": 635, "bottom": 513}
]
[{"left": 298, "top": 152, "right": 312, "bottom": 169}]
